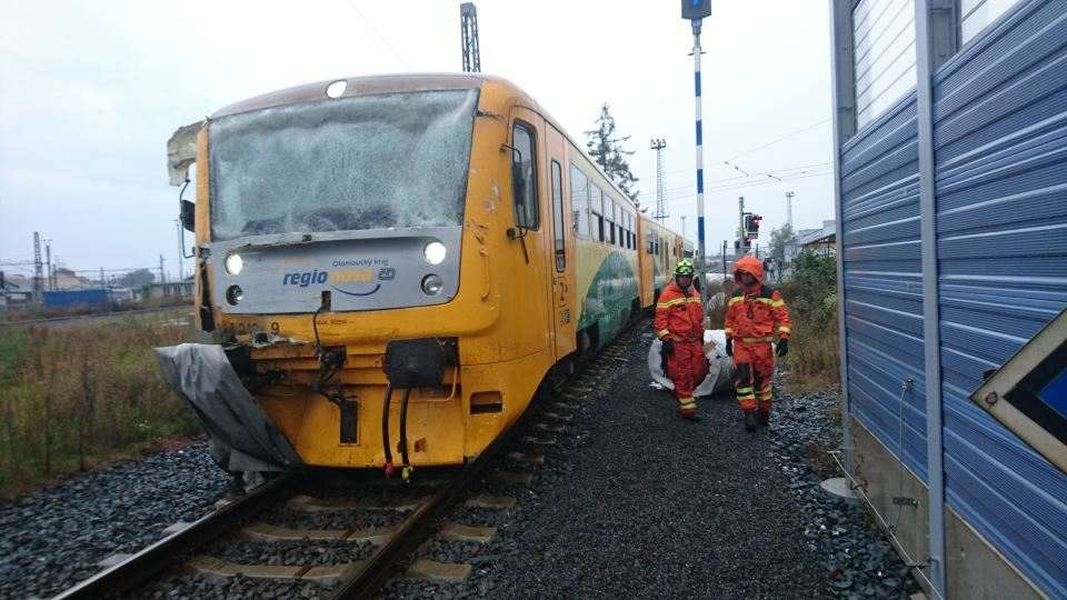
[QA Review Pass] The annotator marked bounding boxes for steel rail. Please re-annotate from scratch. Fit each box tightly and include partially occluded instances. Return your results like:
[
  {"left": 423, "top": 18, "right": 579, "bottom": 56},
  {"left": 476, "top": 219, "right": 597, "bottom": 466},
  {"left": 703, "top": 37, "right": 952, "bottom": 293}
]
[
  {"left": 328, "top": 408, "right": 518, "bottom": 600},
  {"left": 331, "top": 323, "right": 640, "bottom": 599},
  {"left": 0, "top": 306, "right": 189, "bottom": 328},
  {"left": 53, "top": 473, "right": 293, "bottom": 600}
]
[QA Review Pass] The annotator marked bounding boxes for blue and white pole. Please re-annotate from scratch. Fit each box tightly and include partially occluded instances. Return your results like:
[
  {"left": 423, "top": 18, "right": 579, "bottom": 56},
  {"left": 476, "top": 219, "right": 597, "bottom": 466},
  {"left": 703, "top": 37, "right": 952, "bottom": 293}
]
[{"left": 691, "top": 18, "right": 707, "bottom": 277}]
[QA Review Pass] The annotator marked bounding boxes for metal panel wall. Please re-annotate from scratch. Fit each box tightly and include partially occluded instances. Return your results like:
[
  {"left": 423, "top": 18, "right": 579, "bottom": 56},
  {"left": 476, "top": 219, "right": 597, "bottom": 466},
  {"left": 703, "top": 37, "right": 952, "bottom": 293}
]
[
  {"left": 933, "top": 0, "right": 1067, "bottom": 595},
  {"left": 840, "top": 94, "right": 929, "bottom": 480}
]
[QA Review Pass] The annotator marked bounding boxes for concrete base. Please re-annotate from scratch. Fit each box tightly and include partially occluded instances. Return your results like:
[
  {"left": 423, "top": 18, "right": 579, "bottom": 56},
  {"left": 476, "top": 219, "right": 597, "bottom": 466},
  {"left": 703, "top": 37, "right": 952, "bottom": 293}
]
[
  {"left": 819, "top": 477, "right": 861, "bottom": 503},
  {"left": 849, "top": 417, "right": 1045, "bottom": 600}
]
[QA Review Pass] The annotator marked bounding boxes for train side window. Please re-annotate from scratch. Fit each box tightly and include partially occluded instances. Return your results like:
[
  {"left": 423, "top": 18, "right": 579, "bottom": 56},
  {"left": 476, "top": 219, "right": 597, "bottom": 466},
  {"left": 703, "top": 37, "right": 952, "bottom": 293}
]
[
  {"left": 569, "top": 163, "right": 589, "bottom": 238},
  {"left": 591, "top": 184, "right": 604, "bottom": 243},
  {"left": 551, "top": 160, "right": 566, "bottom": 272},
  {"left": 610, "top": 195, "right": 618, "bottom": 244},
  {"left": 511, "top": 122, "right": 539, "bottom": 230}
]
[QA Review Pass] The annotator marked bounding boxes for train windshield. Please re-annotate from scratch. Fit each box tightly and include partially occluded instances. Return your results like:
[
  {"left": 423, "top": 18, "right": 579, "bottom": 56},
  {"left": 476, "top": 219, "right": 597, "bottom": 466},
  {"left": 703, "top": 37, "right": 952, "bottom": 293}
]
[{"left": 208, "top": 88, "right": 478, "bottom": 241}]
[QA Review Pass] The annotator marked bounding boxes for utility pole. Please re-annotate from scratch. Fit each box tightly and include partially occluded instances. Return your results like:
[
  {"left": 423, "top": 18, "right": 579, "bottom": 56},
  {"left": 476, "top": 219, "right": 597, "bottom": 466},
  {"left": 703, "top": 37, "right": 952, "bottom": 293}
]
[
  {"left": 175, "top": 219, "right": 184, "bottom": 281},
  {"left": 737, "top": 196, "right": 746, "bottom": 258},
  {"left": 651, "top": 138, "right": 668, "bottom": 222},
  {"left": 32, "top": 232, "right": 43, "bottom": 303},
  {"left": 44, "top": 241, "right": 53, "bottom": 291},
  {"left": 722, "top": 240, "right": 727, "bottom": 280},
  {"left": 158, "top": 254, "right": 166, "bottom": 284},
  {"left": 460, "top": 3, "right": 481, "bottom": 73},
  {"left": 681, "top": 215, "right": 687, "bottom": 240},
  {"left": 682, "top": 0, "right": 712, "bottom": 275},
  {"left": 785, "top": 190, "right": 795, "bottom": 231}
]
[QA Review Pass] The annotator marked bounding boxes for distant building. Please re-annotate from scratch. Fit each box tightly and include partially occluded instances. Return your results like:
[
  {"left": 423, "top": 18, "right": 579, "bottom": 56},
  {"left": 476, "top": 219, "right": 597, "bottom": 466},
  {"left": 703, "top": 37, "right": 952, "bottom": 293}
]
[
  {"left": 784, "top": 219, "right": 836, "bottom": 263},
  {"left": 0, "top": 274, "right": 33, "bottom": 309},
  {"left": 148, "top": 280, "right": 194, "bottom": 301}
]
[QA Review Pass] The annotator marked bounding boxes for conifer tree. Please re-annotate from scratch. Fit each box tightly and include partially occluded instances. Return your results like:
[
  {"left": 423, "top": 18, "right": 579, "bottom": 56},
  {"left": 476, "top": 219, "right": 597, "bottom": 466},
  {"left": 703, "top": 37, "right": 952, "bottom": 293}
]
[{"left": 584, "top": 103, "right": 639, "bottom": 204}]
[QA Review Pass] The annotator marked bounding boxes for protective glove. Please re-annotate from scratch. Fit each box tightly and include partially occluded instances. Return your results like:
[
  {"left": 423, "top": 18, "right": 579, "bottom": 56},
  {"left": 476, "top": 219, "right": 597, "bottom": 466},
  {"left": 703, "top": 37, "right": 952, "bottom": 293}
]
[
  {"left": 776, "top": 338, "right": 789, "bottom": 357},
  {"left": 661, "top": 338, "right": 674, "bottom": 356},
  {"left": 725, "top": 338, "right": 733, "bottom": 357}
]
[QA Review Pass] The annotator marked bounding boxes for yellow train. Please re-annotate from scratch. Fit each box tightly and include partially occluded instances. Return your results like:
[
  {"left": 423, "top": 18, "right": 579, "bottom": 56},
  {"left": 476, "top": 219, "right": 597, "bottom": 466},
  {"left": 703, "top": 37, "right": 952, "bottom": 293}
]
[{"left": 162, "top": 74, "right": 688, "bottom": 476}]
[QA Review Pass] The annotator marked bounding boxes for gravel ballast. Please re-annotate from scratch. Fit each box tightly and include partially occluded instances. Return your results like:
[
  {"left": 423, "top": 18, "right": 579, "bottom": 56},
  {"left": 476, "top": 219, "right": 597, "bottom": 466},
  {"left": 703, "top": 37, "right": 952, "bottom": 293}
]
[
  {"left": 2, "top": 323, "right": 922, "bottom": 599},
  {"left": 0, "top": 439, "right": 230, "bottom": 598},
  {"left": 385, "top": 327, "right": 920, "bottom": 599}
]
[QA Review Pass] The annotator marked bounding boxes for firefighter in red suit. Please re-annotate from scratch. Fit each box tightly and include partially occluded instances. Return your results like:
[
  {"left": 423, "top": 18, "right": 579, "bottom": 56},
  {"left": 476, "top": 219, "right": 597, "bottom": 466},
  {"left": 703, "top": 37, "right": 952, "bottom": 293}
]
[
  {"left": 654, "top": 258, "right": 707, "bottom": 420},
  {"left": 725, "top": 254, "right": 792, "bottom": 431}
]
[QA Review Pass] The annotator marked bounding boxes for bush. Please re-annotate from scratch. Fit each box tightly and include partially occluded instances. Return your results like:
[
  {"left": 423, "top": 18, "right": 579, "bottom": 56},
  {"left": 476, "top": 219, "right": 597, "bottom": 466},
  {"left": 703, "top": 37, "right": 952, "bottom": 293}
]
[
  {"left": 0, "top": 319, "right": 200, "bottom": 498},
  {"left": 779, "top": 252, "right": 840, "bottom": 392}
]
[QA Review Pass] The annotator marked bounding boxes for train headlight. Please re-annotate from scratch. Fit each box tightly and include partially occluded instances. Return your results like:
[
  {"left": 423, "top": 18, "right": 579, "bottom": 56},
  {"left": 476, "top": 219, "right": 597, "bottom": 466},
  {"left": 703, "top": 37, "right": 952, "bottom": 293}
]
[
  {"left": 424, "top": 241, "right": 447, "bottom": 265},
  {"left": 224, "top": 253, "right": 243, "bottom": 275},
  {"left": 421, "top": 274, "right": 443, "bottom": 296},
  {"left": 225, "top": 285, "right": 243, "bottom": 305}
]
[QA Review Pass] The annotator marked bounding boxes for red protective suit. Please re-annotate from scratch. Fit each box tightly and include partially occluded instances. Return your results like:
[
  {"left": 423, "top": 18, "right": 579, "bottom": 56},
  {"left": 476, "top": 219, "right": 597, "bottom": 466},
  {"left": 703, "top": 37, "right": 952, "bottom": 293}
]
[
  {"left": 654, "top": 280, "right": 708, "bottom": 417},
  {"left": 725, "top": 255, "right": 792, "bottom": 419}
]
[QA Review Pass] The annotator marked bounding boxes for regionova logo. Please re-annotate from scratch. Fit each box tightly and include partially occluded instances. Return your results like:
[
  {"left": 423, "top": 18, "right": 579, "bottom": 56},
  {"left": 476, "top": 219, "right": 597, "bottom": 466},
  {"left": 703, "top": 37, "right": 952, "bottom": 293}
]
[{"left": 281, "top": 258, "right": 395, "bottom": 297}]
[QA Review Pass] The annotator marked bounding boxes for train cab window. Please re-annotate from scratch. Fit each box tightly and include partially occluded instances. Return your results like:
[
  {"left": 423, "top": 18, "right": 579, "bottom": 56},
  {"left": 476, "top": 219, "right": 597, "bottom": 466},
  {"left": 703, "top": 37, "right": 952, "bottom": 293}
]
[
  {"left": 551, "top": 160, "right": 566, "bottom": 272},
  {"left": 570, "top": 163, "right": 589, "bottom": 238},
  {"left": 511, "top": 122, "right": 539, "bottom": 230}
]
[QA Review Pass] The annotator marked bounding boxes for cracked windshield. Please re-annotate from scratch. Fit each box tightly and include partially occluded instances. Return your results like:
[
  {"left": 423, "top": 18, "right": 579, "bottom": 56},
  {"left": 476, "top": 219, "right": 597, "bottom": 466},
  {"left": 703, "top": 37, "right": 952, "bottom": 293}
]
[{"left": 209, "top": 88, "right": 478, "bottom": 240}]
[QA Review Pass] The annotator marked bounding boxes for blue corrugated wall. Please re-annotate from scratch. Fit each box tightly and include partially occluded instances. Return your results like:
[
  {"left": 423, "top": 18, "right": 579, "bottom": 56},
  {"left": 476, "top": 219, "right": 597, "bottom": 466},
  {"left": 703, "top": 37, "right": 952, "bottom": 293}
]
[
  {"left": 841, "top": 1, "right": 1067, "bottom": 596},
  {"left": 933, "top": 1, "right": 1067, "bottom": 595},
  {"left": 840, "top": 94, "right": 930, "bottom": 481}
]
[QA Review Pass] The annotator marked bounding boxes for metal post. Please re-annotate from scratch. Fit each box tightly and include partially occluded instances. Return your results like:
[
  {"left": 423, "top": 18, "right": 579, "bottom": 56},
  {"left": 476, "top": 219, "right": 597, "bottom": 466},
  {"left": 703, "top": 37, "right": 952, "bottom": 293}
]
[
  {"left": 915, "top": 0, "right": 948, "bottom": 596},
  {"left": 175, "top": 220, "right": 184, "bottom": 281},
  {"left": 737, "top": 196, "right": 746, "bottom": 258},
  {"left": 32, "top": 232, "right": 43, "bottom": 303},
  {"left": 785, "top": 191, "right": 795, "bottom": 231},
  {"left": 651, "top": 139, "right": 668, "bottom": 221},
  {"left": 829, "top": 0, "right": 856, "bottom": 489},
  {"left": 691, "top": 21, "right": 706, "bottom": 274},
  {"left": 45, "top": 242, "right": 53, "bottom": 291},
  {"left": 722, "top": 240, "right": 727, "bottom": 279}
]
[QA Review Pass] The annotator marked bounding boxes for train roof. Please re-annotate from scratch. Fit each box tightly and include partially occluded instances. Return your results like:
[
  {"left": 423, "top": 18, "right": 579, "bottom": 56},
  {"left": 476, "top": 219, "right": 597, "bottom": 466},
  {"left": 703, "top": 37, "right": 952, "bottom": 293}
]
[{"left": 211, "top": 72, "right": 542, "bottom": 119}]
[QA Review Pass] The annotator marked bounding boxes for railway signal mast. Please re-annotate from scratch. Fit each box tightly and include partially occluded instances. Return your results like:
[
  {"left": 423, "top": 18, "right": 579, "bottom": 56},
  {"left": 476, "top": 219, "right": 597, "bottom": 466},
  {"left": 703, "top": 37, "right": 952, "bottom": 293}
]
[
  {"left": 460, "top": 3, "right": 481, "bottom": 73},
  {"left": 651, "top": 138, "right": 668, "bottom": 222},
  {"left": 682, "top": 0, "right": 711, "bottom": 276}
]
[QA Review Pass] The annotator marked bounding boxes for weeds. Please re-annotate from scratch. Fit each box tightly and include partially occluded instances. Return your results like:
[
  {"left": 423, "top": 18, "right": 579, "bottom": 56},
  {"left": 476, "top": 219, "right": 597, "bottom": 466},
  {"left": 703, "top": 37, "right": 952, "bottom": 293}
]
[
  {"left": 779, "top": 252, "right": 840, "bottom": 392},
  {"left": 0, "top": 319, "right": 200, "bottom": 498}
]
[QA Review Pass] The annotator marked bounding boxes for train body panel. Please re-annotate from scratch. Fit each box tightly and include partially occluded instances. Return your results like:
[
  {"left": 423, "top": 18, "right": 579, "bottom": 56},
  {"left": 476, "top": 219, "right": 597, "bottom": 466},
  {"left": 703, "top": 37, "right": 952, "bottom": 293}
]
[{"left": 173, "top": 74, "right": 682, "bottom": 471}]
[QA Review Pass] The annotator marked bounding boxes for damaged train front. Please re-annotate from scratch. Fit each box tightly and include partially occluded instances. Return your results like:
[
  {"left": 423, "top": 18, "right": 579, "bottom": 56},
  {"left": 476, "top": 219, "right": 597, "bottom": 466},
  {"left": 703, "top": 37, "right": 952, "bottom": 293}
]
[{"left": 155, "top": 82, "right": 487, "bottom": 482}]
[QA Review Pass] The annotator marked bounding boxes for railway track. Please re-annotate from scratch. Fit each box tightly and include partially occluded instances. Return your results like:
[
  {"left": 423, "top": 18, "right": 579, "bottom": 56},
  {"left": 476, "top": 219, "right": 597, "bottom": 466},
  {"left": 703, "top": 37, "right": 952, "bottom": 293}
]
[
  {"left": 51, "top": 323, "right": 638, "bottom": 599},
  {"left": 0, "top": 306, "right": 191, "bottom": 328}
]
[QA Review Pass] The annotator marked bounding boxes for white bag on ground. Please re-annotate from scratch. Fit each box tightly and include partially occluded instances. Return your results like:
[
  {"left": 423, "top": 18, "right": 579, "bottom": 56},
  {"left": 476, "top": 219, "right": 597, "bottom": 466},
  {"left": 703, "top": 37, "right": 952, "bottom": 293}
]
[{"left": 648, "top": 330, "right": 735, "bottom": 397}]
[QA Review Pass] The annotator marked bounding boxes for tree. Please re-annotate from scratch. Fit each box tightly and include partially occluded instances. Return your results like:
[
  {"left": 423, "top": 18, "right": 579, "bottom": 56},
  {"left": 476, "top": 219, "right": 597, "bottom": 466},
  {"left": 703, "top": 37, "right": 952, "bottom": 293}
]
[
  {"left": 117, "top": 268, "right": 156, "bottom": 288},
  {"left": 584, "top": 103, "right": 639, "bottom": 203},
  {"left": 769, "top": 223, "right": 795, "bottom": 265}
]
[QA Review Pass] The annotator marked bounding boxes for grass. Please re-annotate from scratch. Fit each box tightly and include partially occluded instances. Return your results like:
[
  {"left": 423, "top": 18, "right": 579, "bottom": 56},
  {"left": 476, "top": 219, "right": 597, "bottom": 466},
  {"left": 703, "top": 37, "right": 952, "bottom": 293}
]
[{"left": 0, "top": 318, "right": 202, "bottom": 499}]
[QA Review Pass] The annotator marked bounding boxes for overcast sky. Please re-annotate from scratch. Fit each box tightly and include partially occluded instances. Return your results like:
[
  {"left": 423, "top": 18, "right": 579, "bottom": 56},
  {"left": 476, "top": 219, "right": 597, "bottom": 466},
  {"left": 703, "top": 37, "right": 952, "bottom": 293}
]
[{"left": 0, "top": 0, "right": 833, "bottom": 279}]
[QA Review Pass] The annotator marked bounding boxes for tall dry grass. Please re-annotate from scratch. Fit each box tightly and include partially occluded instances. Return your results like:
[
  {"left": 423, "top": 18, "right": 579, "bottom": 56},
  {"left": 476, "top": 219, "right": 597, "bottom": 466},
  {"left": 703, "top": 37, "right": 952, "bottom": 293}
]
[
  {"left": 0, "top": 319, "right": 200, "bottom": 498},
  {"left": 779, "top": 252, "right": 841, "bottom": 392}
]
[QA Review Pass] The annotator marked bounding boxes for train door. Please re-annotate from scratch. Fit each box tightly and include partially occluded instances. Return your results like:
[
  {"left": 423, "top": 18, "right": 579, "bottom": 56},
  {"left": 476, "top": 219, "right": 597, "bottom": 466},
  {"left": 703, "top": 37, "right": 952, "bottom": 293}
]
[
  {"left": 506, "top": 109, "right": 553, "bottom": 358},
  {"left": 544, "top": 123, "right": 577, "bottom": 360}
]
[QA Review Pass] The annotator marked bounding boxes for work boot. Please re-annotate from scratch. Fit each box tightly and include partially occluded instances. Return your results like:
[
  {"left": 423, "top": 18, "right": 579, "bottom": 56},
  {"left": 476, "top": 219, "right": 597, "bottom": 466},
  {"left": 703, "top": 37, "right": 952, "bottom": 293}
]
[
  {"left": 757, "top": 411, "right": 770, "bottom": 427},
  {"left": 743, "top": 411, "right": 758, "bottom": 432}
]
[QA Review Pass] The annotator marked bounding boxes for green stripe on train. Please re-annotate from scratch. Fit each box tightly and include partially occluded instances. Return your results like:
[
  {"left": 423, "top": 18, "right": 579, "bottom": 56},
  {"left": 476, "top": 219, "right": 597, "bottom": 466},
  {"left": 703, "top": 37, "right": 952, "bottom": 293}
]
[{"left": 578, "top": 251, "right": 638, "bottom": 348}]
